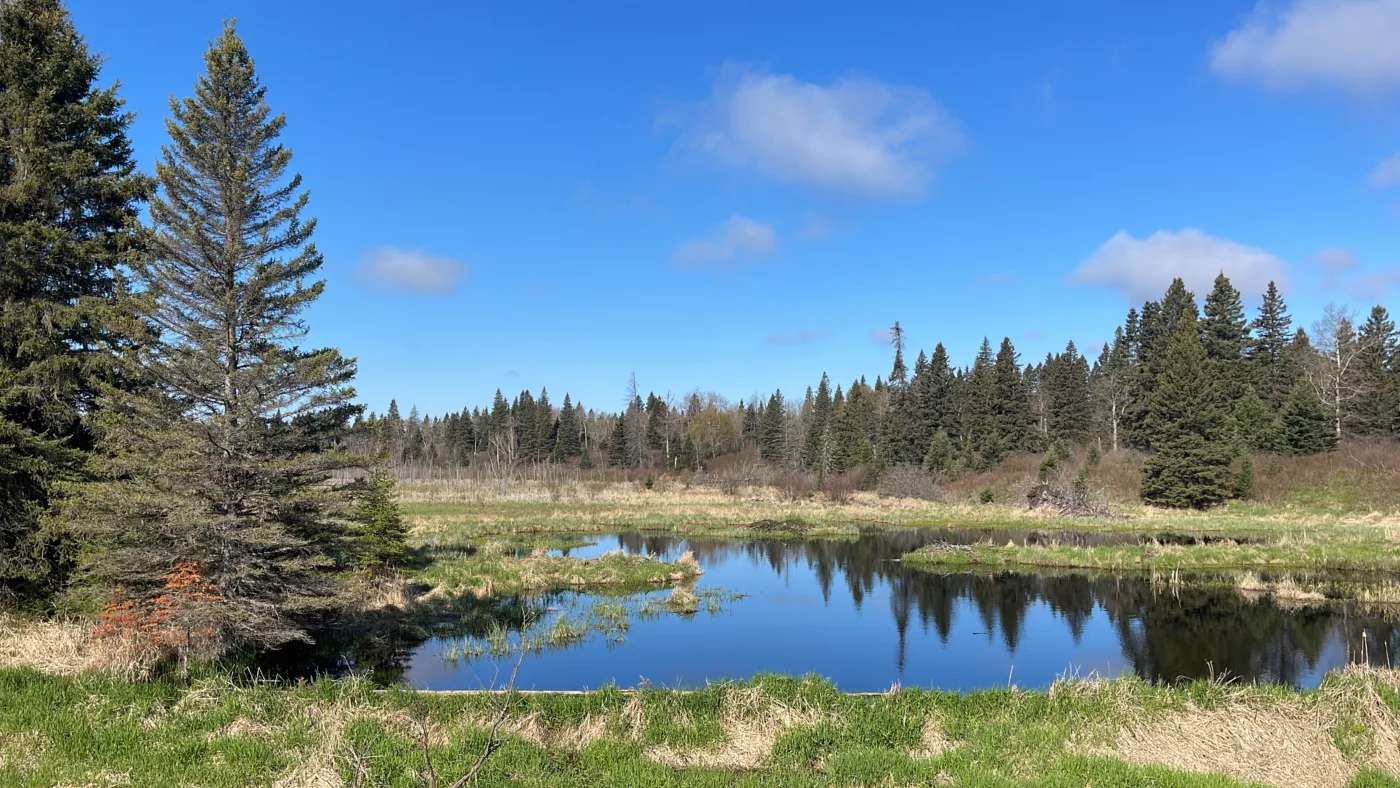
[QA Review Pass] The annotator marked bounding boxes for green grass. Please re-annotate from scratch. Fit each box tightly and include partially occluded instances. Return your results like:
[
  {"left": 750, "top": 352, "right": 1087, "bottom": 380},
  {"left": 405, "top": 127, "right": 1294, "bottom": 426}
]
[
  {"left": 902, "top": 527, "right": 1400, "bottom": 575},
  {"left": 410, "top": 542, "right": 701, "bottom": 598},
  {"left": 2, "top": 667, "right": 1398, "bottom": 786}
]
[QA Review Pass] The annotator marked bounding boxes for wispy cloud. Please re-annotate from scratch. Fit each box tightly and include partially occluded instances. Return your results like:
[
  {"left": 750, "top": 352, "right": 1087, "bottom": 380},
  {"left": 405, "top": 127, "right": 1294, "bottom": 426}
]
[
  {"left": 1071, "top": 229, "right": 1287, "bottom": 303},
  {"left": 1210, "top": 0, "right": 1400, "bottom": 94},
  {"left": 1314, "top": 247, "right": 1359, "bottom": 272},
  {"left": 1351, "top": 269, "right": 1400, "bottom": 299},
  {"left": 354, "top": 247, "right": 468, "bottom": 294},
  {"left": 765, "top": 329, "right": 831, "bottom": 346},
  {"left": 1368, "top": 152, "right": 1400, "bottom": 188},
  {"left": 671, "top": 215, "right": 777, "bottom": 270},
  {"left": 869, "top": 327, "right": 894, "bottom": 345},
  {"left": 675, "top": 63, "right": 965, "bottom": 197}
]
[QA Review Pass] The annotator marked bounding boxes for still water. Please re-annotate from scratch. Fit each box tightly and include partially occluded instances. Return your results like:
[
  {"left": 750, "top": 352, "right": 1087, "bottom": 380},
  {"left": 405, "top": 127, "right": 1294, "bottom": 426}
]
[{"left": 389, "top": 529, "right": 1399, "bottom": 693}]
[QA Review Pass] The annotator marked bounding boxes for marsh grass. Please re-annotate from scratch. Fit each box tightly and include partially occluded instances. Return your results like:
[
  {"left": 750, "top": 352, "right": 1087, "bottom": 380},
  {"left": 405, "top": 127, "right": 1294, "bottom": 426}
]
[
  {"left": 903, "top": 525, "right": 1400, "bottom": 576},
  {"left": 4, "top": 667, "right": 1400, "bottom": 786},
  {"left": 415, "top": 545, "right": 702, "bottom": 600}
]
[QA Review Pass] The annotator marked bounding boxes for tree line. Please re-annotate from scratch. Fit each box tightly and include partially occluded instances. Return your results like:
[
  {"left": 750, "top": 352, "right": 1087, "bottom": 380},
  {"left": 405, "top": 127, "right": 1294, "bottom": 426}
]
[
  {"left": 0, "top": 2, "right": 404, "bottom": 659},
  {"left": 369, "top": 275, "right": 1397, "bottom": 508}
]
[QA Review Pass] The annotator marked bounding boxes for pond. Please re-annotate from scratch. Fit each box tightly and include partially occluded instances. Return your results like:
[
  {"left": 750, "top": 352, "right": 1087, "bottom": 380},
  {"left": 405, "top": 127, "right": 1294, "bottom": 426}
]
[{"left": 331, "top": 529, "right": 1400, "bottom": 693}]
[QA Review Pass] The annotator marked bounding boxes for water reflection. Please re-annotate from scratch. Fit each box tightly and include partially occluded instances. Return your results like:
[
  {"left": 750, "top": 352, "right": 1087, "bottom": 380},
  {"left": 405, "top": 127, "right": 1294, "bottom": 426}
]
[{"left": 346, "top": 529, "right": 1400, "bottom": 692}]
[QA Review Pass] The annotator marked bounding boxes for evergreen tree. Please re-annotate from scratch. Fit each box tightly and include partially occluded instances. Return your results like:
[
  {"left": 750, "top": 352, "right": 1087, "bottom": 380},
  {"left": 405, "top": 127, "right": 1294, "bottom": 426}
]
[
  {"left": 351, "top": 466, "right": 409, "bottom": 569},
  {"left": 991, "top": 337, "right": 1032, "bottom": 458},
  {"left": 1045, "top": 341, "right": 1092, "bottom": 444},
  {"left": 550, "top": 393, "right": 582, "bottom": 460},
  {"left": 1202, "top": 273, "right": 1249, "bottom": 406},
  {"left": 645, "top": 393, "right": 667, "bottom": 453},
  {"left": 1232, "top": 386, "right": 1277, "bottom": 453},
  {"left": 922, "top": 429, "right": 954, "bottom": 476},
  {"left": 1279, "top": 381, "right": 1336, "bottom": 456},
  {"left": 962, "top": 338, "right": 998, "bottom": 470},
  {"left": 1140, "top": 309, "right": 1233, "bottom": 509},
  {"left": 0, "top": 0, "right": 151, "bottom": 597},
  {"left": 402, "top": 406, "right": 424, "bottom": 464},
  {"left": 831, "top": 380, "right": 874, "bottom": 472},
  {"left": 487, "top": 389, "right": 511, "bottom": 451},
  {"left": 1247, "top": 281, "right": 1294, "bottom": 409},
  {"left": 759, "top": 390, "right": 785, "bottom": 462},
  {"left": 514, "top": 390, "right": 539, "bottom": 461},
  {"left": 888, "top": 321, "right": 908, "bottom": 386},
  {"left": 72, "top": 23, "right": 359, "bottom": 651},
  {"left": 606, "top": 415, "right": 628, "bottom": 467},
  {"left": 1353, "top": 305, "right": 1399, "bottom": 436},
  {"left": 803, "top": 373, "right": 834, "bottom": 475}
]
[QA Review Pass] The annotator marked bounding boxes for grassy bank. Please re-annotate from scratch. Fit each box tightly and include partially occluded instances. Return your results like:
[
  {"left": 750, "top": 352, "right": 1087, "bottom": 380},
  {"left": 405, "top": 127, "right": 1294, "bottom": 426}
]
[
  {"left": 401, "top": 479, "right": 1400, "bottom": 581},
  {"left": 411, "top": 542, "right": 703, "bottom": 599},
  {"left": 4, "top": 667, "right": 1400, "bottom": 787},
  {"left": 901, "top": 525, "right": 1400, "bottom": 575}
]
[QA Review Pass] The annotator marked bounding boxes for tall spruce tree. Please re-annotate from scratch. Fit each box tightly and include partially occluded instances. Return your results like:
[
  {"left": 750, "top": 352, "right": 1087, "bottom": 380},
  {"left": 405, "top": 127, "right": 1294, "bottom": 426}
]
[
  {"left": 1247, "top": 282, "right": 1294, "bottom": 409},
  {"left": 1045, "top": 341, "right": 1092, "bottom": 444},
  {"left": 1202, "top": 273, "right": 1249, "bottom": 407},
  {"left": 803, "top": 373, "right": 834, "bottom": 475},
  {"left": 1353, "top": 305, "right": 1399, "bottom": 437},
  {"left": 70, "top": 23, "right": 358, "bottom": 652},
  {"left": 759, "top": 390, "right": 786, "bottom": 462},
  {"left": 0, "top": 0, "right": 151, "bottom": 598},
  {"left": 1140, "top": 309, "right": 1233, "bottom": 509},
  {"left": 606, "top": 415, "right": 628, "bottom": 467},
  {"left": 550, "top": 393, "right": 582, "bottom": 461}
]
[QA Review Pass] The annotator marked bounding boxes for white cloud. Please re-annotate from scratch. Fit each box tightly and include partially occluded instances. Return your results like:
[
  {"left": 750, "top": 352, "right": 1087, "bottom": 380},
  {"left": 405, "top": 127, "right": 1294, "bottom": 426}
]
[
  {"left": 1368, "top": 152, "right": 1400, "bottom": 188},
  {"left": 671, "top": 215, "right": 777, "bottom": 269},
  {"left": 680, "top": 64, "right": 965, "bottom": 197},
  {"left": 1071, "top": 229, "right": 1287, "bottom": 303},
  {"left": 355, "top": 246, "right": 467, "bottom": 294},
  {"left": 1352, "top": 269, "right": 1400, "bottom": 298},
  {"left": 1313, "top": 247, "right": 1359, "bottom": 271},
  {"left": 1210, "top": 0, "right": 1400, "bottom": 94},
  {"left": 868, "top": 327, "right": 894, "bottom": 345},
  {"left": 766, "top": 329, "right": 830, "bottom": 346}
]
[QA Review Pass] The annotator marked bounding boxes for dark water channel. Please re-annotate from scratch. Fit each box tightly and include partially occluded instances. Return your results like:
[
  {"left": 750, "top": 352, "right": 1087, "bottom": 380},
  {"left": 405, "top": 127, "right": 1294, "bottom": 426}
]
[{"left": 326, "top": 529, "right": 1400, "bottom": 692}]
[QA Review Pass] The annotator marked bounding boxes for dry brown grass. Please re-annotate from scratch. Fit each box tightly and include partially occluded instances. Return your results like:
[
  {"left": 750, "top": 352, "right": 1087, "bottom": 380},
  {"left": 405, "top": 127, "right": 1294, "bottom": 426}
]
[
  {"left": 0, "top": 614, "right": 158, "bottom": 680},
  {"left": 1114, "top": 703, "right": 1351, "bottom": 788},
  {"left": 1092, "top": 667, "right": 1400, "bottom": 788},
  {"left": 643, "top": 686, "right": 826, "bottom": 770}
]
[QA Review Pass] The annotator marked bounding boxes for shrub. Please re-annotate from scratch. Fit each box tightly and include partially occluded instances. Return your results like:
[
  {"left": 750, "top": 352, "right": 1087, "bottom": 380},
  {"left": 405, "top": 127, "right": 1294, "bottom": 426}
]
[
  {"left": 978, "top": 486, "right": 995, "bottom": 504},
  {"left": 876, "top": 464, "right": 943, "bottom": 502},
  {"left": 774, "top": 471, "right": 816, "bottom": 502},
  {"left": 823, "top": 469, "right": 862, "bottom": 504}
]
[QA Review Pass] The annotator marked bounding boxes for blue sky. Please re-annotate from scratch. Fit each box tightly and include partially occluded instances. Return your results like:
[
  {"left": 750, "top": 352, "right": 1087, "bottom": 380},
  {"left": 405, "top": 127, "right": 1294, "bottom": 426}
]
[{"left": 68, "top": 0, "right": 1400, "bottom": 416}]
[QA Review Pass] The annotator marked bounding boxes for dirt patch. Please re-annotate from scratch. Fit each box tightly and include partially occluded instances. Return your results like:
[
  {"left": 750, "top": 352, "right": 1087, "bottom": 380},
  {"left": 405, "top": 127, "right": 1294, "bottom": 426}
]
[
  {"left": 912, "top": 716, "right": 952, "bottom": 759},
  {"left": 507, "top": 711, "right": 609, "bottom": 751}
]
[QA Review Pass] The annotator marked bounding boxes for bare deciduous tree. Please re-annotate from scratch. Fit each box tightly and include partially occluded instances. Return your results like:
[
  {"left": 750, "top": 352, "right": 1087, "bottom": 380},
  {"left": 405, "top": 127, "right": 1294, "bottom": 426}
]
[{"left": 1308, "top": 303, "right": 1372, "bottom": 439}]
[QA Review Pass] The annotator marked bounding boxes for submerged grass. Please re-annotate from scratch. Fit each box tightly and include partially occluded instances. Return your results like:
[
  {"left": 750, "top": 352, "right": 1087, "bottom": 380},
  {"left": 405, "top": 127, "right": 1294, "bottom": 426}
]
[{"left": 3, "top": 667, "right": 1400, "bottom": 786}]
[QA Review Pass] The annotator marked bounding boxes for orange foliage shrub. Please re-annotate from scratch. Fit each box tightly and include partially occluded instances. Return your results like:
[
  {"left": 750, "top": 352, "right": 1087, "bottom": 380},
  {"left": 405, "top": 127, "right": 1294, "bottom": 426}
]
[{"left": 94, "top": 562, "right": 229, "bottom": 665}]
